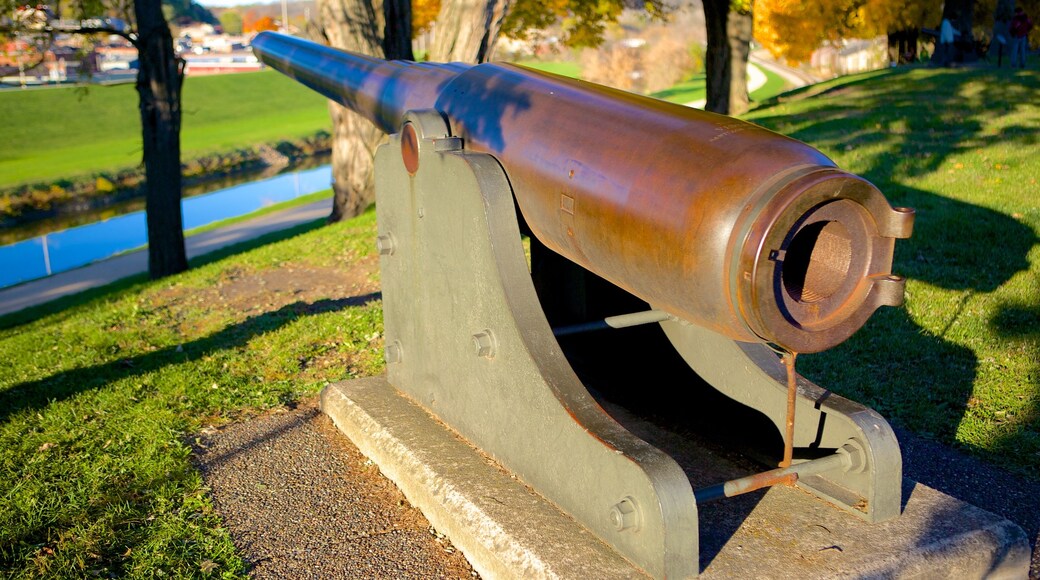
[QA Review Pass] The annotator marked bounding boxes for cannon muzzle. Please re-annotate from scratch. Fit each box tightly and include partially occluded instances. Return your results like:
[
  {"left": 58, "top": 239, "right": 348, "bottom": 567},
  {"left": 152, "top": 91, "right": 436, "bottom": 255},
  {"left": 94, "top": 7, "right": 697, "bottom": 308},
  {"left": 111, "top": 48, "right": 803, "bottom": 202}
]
[{"left": 252, "top": 32, "right": 913, "bottom": 353}]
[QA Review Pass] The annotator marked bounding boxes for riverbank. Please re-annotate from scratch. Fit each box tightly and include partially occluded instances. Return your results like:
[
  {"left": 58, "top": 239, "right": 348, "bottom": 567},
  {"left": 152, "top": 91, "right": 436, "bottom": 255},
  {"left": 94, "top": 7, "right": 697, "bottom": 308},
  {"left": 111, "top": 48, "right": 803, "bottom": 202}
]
[
  {"left": 0, "top": 69, "right": 332, "bottom": 223},
  {"left": 0, "top": 132, "right": 330, "bottom": 230}
]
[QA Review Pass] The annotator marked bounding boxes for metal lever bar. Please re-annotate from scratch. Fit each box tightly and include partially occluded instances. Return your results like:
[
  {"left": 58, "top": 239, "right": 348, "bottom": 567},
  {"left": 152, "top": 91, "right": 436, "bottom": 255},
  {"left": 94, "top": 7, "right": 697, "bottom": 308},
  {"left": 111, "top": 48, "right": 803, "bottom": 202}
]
[
  {"left": 552, "top": 310, "right": 672, "bottom": 337},
  {"left": 694, "top": 450, "right": 855, "bottom": 504}
]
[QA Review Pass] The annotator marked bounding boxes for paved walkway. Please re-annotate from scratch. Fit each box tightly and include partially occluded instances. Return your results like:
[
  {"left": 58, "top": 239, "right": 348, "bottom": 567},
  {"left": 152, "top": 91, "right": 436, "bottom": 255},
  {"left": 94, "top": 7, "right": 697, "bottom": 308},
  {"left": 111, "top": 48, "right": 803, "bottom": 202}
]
[
  {"left": 750, "top": 49, "right": 823, "bottom": 88},
  {"left": 685, "top": 54, "right": 821, "bottom": 110},
  {"left": 686, "top": 62, "right": 768, "bottom": 109},
  {"left": 0, "top": 198, "right": 332, "bottom": 317}
]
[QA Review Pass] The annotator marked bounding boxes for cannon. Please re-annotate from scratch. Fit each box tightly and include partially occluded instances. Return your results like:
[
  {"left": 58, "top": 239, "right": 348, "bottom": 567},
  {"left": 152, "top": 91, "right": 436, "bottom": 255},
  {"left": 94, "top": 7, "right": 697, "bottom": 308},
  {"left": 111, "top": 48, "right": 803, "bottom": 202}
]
[{"left": 253, "top": 32, "right": 914, "bottom": 578}]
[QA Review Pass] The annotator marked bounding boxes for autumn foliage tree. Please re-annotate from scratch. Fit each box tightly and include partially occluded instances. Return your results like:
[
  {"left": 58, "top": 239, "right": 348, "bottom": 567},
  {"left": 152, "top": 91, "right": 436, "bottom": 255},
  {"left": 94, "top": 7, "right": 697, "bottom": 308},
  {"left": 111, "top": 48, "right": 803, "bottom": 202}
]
[
  {"left": 247, "top": 15, "right": 278, "bottom": 33},
  {"left": 412, "top": 0, "right": 440, "bottom": 37},
  {"left": 754, "top": 0, "right": 942, "bottom": 65}
]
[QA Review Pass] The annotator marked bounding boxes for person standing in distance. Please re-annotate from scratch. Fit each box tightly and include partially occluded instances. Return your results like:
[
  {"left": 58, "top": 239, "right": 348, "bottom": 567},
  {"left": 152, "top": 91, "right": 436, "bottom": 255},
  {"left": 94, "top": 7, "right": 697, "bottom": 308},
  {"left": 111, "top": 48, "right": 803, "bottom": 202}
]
[
  {"left": 1010, "top": 7, "right": 1034, "bottom": 68},
  {"left": 939, "top": 14, "right": 961, "bottom": 65}
]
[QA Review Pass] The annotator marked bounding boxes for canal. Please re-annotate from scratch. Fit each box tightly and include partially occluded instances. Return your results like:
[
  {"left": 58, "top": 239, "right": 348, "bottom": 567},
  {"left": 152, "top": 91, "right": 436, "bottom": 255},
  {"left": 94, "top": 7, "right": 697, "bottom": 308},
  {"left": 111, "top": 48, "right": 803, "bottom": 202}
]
[{"left": 0, "top": 163, "right": 333, "bottom": 289}]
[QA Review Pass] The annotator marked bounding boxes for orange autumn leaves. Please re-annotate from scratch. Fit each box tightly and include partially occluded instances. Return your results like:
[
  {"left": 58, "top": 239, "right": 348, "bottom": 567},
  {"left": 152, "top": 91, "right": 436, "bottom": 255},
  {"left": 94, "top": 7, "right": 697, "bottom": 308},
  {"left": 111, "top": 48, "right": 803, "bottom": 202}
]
[{"left": 755, "top": 0, "right": 941, "bottom": 63}]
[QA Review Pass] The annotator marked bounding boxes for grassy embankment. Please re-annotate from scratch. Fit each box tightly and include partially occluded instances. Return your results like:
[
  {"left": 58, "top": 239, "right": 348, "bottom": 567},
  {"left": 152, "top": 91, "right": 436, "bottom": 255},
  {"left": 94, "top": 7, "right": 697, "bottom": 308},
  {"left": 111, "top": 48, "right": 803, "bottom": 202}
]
[
  {"left": 0, "top": 70, "right": 331, "bottom": 189},
  {"left": 1, "top": 65, "right": 1037, "bottom": 576}
]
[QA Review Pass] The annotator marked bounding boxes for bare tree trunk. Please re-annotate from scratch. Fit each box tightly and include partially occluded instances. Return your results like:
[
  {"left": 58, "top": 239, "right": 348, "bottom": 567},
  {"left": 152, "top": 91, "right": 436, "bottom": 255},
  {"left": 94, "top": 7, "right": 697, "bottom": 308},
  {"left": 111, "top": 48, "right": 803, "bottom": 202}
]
[
  {"left": 134, "top": 0, "right": 188, "bottom": 278},
  {"left": 327, "top": 102, "right": 384, "bottom": 221},
  {"left": 428, "top": 0, "right": 512, "bottom": 62},
  {"left": 703, "top": 0, "right": 751, "bottom": 116},
  {"left": 319, "top": 0, "right": 413, "bottom": 223},
  {"left": 383, "top": 0, "right": 413, "bottom": 58}
]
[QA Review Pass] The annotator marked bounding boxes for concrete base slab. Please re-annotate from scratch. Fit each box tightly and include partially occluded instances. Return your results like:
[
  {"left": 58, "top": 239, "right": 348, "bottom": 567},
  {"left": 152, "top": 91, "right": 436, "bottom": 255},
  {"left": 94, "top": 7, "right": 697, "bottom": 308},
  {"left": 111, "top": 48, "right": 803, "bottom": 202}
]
[{"left": 321, "top": 377, "right": 1030, "bottom": 579}]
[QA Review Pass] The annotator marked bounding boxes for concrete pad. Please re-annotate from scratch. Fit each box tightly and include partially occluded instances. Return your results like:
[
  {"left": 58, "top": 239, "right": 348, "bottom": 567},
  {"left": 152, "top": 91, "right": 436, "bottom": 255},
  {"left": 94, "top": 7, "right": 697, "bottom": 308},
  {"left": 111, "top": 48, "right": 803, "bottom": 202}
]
[
  {"left": 321, "top": 377, "right": 647, "bottom": 579},
  {"left": 321, "top": 377, "right": 1030, "bottom": 579}
]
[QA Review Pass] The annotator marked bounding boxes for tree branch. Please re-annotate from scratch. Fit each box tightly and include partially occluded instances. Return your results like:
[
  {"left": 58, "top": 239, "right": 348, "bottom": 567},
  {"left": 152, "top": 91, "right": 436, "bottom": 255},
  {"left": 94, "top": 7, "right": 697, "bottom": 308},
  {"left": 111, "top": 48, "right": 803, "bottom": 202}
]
[
  {"left": 0, "top": 23, "right": 139, "bottom": 46},
  {"left": 47, "top": 25, "right": 140, "bottom": 47}
]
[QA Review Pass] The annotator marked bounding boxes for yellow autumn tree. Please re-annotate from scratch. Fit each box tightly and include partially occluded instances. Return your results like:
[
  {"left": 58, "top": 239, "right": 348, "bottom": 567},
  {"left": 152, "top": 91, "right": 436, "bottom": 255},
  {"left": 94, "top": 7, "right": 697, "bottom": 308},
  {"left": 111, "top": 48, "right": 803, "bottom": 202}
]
[
  {"left": 755, "top": 0, "right": 942, "bottom": 64},
  {"left": 412, "top": 0, "right": 441, "bottom": 37},
  {"left": 500, "top": 0, "right": 633, "bottom": 48}
]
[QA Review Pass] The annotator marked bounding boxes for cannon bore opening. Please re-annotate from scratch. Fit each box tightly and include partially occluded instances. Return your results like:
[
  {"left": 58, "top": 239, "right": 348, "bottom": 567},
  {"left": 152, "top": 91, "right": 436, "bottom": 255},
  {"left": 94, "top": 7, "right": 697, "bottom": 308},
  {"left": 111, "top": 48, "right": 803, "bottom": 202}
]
[{"left": 781, "top": 220, "right": 853, "bottom": 304}]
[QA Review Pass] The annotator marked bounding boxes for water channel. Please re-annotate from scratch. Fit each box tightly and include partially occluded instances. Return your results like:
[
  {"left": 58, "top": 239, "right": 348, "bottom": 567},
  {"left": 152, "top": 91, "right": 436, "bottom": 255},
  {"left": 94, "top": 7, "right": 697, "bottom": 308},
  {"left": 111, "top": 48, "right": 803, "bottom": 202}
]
[{"left": 0, "top": 163, "right": 333, "bottom": 289}]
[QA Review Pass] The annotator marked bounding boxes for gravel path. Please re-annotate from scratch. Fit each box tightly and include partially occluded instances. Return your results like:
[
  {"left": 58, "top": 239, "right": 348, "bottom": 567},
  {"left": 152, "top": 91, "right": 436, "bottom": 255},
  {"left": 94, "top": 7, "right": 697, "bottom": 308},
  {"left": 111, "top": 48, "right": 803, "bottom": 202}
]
[
  {"left": 194, "top": 397, "right": 1038, "bottom": 578},
  {"left": 192, "top": 398, "right": 477, "bottom": 579}
]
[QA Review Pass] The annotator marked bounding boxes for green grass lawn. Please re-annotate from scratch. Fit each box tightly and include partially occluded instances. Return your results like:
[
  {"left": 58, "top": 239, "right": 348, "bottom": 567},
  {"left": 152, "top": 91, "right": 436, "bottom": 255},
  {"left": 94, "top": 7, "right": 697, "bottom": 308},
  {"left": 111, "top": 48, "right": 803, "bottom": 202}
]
[
  {"left": 650, "top": 74, "right": 707, "bottom": 103},
  {"left": 744, "top": 65, "right": 1040, "bottom": 474},
  {"left": 0, "top": 70, "right": 331, "bottom": 189},
  {"left": 0, "top": 211, "right": 382, "bottom": 576},
  {"left": 749, "top": 64, "right": 788, "bottom": 101},
  {"left": 1, "top": 64, "right": 1037, "bottom": 576},
  {"left": 514, "top": 59, "right": 583, "bottom": 79}
]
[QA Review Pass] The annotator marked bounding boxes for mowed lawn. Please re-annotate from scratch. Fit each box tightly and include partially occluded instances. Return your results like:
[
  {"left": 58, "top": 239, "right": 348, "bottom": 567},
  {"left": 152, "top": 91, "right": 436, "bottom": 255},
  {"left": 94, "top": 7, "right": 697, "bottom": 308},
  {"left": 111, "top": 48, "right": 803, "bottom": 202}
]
[
  {"left": 0, "top": 70, "right": 332, "bottom": 188},
  {"left": 0, "top": 214, "right": 384, "bottom": 576},
  {"left": 744, "top": 65, "right": 1040, "bottom": 473},
  {"left": 0, "top": 65, "right": 1037, "bottom": 576}
]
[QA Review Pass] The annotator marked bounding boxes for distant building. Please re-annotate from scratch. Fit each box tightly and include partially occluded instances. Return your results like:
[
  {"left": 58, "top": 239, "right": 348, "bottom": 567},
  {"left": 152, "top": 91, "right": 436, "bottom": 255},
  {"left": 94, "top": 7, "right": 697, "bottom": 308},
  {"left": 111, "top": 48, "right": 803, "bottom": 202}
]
[
  {"left": 182, "top": 51, "right": 262, "bottom": 75},
  {"left": 1, "top": 39, "right": 84, "bottom": 85},
  {"left": 810, "top": 37, "right": 889, "bottom": 78},
  {"left": 43, "top": 45, "right": 79, "bottom": 81},
  {"left": 2, "top": 23, "right": 265, "bottom": 85},
  {"left": 179, "top": 23, "right": 218, "bottom": 41},
  {"left": 96, "top": 45, "right": 138, "bottom": 71}
]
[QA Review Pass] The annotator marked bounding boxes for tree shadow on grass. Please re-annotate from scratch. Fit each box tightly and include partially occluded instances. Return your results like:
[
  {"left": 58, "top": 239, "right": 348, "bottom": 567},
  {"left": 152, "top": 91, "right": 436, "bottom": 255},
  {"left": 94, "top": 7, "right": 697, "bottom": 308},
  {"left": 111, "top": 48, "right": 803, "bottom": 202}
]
[
  {"left": 1, "top": 290, "right": 381, "bottom": 574},
  {"left": 750, "top": 66, "right": 1040, "bottom": 571},
  {"left": 751, "top": 67, "right": 1039, "bottom": 186},
  {"left": 0, "top": 293, "right": 381, "bottom": 424},
  {"left": 989, "top": 295, "right": 1040, "bottom": 461},
  {"left": 750, "top": 65, "right": 1039, "bottom": 458}
]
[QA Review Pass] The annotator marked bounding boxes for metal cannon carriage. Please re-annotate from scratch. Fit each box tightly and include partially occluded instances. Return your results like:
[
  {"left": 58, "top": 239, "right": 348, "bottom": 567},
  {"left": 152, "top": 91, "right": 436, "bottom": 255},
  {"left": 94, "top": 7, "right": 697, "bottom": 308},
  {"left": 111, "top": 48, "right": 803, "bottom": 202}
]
[{"left": 253, "top": 32, "right": 914, "bottom": 578}]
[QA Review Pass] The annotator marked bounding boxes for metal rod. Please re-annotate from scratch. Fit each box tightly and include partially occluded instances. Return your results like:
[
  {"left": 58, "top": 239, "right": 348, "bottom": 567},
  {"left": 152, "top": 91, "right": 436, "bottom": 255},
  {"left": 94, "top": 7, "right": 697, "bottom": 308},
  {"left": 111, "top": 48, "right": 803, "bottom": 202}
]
[
  {"left": 41, "top": 233, "right": 52, "bottom": 276},
  {"left": 694, "top": 451, "right": 852, "bottom": 504},
  {"left": 552, "top": 310, "right": 671, "bottom": 337},
  {"left": 781, "top": 352, "right": 798, "bottom": 468}
]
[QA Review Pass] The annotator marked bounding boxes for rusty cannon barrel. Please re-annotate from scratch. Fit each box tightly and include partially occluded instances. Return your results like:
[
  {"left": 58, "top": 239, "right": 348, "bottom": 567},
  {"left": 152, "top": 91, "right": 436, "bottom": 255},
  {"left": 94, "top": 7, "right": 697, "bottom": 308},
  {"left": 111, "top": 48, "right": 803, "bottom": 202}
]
[{"left": 252, "top": 31, "right": 914, "bottom": 353}]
